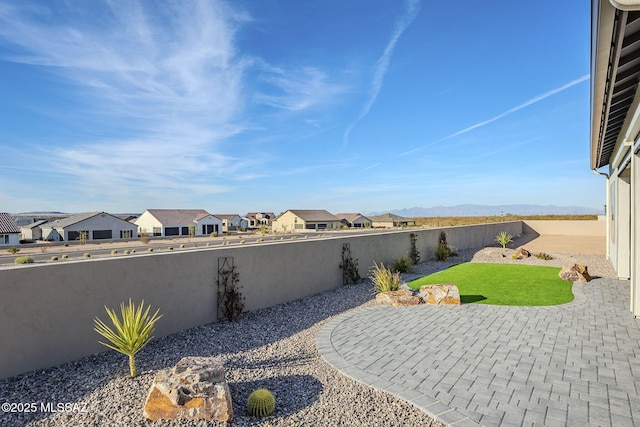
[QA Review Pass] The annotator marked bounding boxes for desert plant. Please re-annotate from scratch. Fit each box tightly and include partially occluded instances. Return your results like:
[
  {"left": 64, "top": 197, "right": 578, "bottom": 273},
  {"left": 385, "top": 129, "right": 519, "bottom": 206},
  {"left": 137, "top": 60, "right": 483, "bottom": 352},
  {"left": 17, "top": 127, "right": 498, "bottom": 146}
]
[
  {"left": 168, "top": 246, "right": 173, "bottom": 250},
  {"left": 111, "top": 250, "right": 118, "bottom": 255},
  {"left": 14, "top": 256, "right": 34, "bottom": 264},
  {"left": 7, "top": 247, "right": 19, "bottom": 254},
  {"left": 217, "top": 263, "right": 245, "bottom": 321},
  {"left": 179, "top": 244, "right": 185, "bottom": 249},
  {"left": 511, "top": 253, "right": 520, "bottom": 260},
  {"left": 339, "top": 244, "right": 361, "bottom": 285},
  {"left": 50, "top": 256, "right": 58, "bottom": 261},
  {"left": 369, "top": 262, "right": 401, "bottom": 294},
  {"left": 83, "top": 253, "right": 91, "bottom": 258},
  {"left": 434, "top": 232, "right": 455, "bottom": 261},
  {"left": 495, "top": 231, "right": 513, "bottom": 251},
  {"left": 124, "top": 250, "right": 131, "bottom": 254},
  {"left": 391, "top": 256, "right": 413, "bottom": 273},
  {"left": 94, "top": 299, "right": 162, "bottom": 378},
  {"left": 139, "top": 230, "right": 150, "bottom": 244},
  {"left": 409, "top": 233, "right": 420, "bottom": 264},
  {"left": 147, "top": 248, "right": 153, "bottom": 252},
  {"left": 247, "top": 388, "right": 276, "bottom": 417},
  {"left": 62, "top": 254, "right": 69, "bottom": 259},
  {"left": 535, "top": 252, "right": 553, "bottom": 260}
]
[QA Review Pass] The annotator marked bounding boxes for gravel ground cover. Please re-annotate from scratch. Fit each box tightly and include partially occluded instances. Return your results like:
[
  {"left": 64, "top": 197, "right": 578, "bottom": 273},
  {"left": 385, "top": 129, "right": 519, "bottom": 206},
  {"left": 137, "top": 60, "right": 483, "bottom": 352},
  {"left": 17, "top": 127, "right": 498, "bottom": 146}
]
[{"left": 0, "top": 236, "right": 613, "bottom": 427}]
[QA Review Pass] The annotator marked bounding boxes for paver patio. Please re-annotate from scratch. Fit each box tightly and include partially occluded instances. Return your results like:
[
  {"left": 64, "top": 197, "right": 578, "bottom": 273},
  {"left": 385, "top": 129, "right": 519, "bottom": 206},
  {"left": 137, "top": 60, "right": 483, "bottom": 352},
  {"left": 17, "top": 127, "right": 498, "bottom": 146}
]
[{"left": 317, "top": 278, "right": 640, "bottom": 426}]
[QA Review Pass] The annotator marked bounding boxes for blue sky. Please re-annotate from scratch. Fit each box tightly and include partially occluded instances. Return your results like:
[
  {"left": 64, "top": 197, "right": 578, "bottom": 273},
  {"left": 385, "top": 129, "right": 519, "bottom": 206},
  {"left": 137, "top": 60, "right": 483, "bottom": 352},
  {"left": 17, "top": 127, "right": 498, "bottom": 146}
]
[{"left": 0, "top": 1, "right": 598, "bottom": 215}]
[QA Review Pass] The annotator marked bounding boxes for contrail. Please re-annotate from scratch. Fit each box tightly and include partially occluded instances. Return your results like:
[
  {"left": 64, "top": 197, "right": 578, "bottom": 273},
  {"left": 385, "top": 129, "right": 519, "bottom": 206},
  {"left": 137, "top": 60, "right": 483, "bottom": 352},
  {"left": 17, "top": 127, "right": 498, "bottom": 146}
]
[
  {"left": 399, "top": 74, "right": 590, "bottom": 156},
  {"left": 342, "top": 0, "right": 421, "bottom": 148}
]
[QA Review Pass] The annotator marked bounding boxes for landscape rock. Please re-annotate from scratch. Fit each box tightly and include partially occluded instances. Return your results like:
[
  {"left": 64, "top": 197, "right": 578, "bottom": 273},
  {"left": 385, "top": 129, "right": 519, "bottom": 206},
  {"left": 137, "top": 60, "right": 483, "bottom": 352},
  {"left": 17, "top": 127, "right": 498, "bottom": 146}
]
[
  {"left": 418, "top": 284, "right": 461, "bottom": 305},
  {"left": 143, "top": 356, "right": 233, "bottom": 422},
  {"left": 559, "top": 264, "right": 592, "bottom": 282},
  {"left": 515, "top": 248, "right": 530, "bottom": 258},
  {"left": 375, "top": 289, "right": 423, "bottom": 306}
]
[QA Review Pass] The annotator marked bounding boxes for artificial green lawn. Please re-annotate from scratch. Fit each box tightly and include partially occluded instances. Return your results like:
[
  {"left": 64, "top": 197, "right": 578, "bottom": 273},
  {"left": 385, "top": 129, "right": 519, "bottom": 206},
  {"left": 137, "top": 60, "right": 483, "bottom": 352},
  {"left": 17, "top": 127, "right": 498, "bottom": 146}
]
[{"left": 407, "top": 263, "right": 573, "bottom": 306}]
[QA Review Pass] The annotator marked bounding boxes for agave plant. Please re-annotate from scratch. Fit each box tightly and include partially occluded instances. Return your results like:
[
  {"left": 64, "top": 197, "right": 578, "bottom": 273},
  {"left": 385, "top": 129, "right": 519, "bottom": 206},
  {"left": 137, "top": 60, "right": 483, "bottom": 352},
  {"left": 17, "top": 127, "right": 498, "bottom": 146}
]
[
  {"left": 94, "top": 299, "right": 162, "bottom": 378},
  {"left": 495, "top": 231, "right": 513, "bottom": 251}
]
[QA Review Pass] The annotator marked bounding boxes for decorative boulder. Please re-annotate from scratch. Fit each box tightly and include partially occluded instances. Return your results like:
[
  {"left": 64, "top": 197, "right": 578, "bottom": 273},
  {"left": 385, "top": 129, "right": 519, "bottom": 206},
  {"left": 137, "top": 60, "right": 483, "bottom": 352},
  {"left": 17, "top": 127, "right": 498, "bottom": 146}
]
[
  {"left": 375, "top": 289, "right": 423, "bottom": 306},
  {"left": 418, "top": 284, "right": 461, "bottom": 305},
  {"left": 515, "top": 248, "right": 530, "bottom": 258},
  {"left": 143, "top": 356, "right": 233, "bottom": 422},
  {"left": 559, "top": 264, "right": 592, "bottom": 282}
]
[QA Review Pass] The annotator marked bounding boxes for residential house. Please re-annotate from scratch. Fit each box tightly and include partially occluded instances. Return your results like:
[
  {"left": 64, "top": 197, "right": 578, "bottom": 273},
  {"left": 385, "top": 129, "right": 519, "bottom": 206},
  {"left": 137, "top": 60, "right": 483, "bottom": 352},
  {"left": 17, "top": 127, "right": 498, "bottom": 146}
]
[
  {"left": 337, "top": 213, "right": 372, "bottom": 228},
  {"left": 19, "top": 220, "right": 48, "bottom": 241},
  {"left": 40, "top": 212, "right": 138, "bottom": 242},
  {"left": 0, "top": 213, "right": 20, "bottom": 246},
  {"left": 244, "top": 212, "right": 276, "bottom": 229},
  {"left": 272, "top": 209, "right": 342, "bottom": 233},
  {"left": 215, "top": 214, "right": 247, "bottom": 232},
  {"left": 134, "top": 209, "right": 222, "bottom": 237},
  {"left": 369, "top": 213, "right": 416, "bottom": 228},
  {"left": 591, "top": 0, "right": 640, "bottom": 318}
]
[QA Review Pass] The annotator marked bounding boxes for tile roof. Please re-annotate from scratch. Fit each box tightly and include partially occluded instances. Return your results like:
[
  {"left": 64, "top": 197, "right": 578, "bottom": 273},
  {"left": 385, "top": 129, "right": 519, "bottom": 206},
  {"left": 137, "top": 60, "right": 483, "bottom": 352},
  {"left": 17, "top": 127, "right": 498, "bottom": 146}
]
[
  {"left": 19, "top": 219, "right": 48, "bottom": 229},
  {"left": 146, "top": 209, "right": 212, "bottom": 225},
  {"left": 369, "top": 213, "right": 413, "bottom": 221},
  {"left": 215, "top": 214, "right": 240, "bottom": 220},
  {"left": 286, "top": 210, "right": 340, "bottom": 222},
  {"left": 245, "top": 212, "right": 276, "bottom": 220},
  {"left": 336, "top": 213, "right": 370, "bottom": 222},
  {"left": 0, "top": 213, "right": 20, "bottom": 233},
  {"left": 45, "top": 212, "right": 104, "bottom": 228}
]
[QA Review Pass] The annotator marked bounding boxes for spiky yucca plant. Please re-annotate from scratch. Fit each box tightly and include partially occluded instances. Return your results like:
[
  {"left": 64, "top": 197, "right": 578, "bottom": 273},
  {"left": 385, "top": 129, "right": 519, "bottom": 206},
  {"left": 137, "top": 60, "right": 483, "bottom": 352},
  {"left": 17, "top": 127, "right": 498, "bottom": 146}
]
[
  {"left": 94, "top": 299, "right": 162, "bottom": 378},
  {"left": 495, "top": 231, "right": 513, "bottom": 251}
]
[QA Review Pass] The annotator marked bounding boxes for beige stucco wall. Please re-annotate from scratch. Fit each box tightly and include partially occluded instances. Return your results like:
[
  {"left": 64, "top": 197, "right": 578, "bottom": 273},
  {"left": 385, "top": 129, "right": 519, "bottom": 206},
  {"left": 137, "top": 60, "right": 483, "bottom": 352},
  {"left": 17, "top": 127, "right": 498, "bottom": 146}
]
[
  {"left": 522, "top": 220, "right": 606, "bottom": 236},
  {"left": 0, "top": 221, "right": 523, "bottom": 379}
]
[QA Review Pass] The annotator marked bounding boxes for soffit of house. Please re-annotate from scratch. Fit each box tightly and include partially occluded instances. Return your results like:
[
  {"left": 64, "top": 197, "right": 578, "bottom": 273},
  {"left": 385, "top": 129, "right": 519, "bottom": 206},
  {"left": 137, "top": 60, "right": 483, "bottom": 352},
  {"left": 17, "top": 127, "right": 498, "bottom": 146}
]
[{"left": 591, "top": 0, "right": 640, "bottom": 169}]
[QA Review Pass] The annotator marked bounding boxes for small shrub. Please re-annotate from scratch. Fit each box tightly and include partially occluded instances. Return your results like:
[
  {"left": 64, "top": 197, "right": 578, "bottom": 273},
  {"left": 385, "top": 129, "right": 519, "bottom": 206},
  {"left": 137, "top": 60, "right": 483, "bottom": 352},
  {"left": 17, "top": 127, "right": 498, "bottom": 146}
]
[
  {"left": 62, "top": 254, "right": 69, "bottom": 259},
  {"left": 83, "top": 253, "right": 91, "bottom": 258},
  {"left": 179, "top": 244, "right": 185, "bottom": 249},
  {"left": 434, "top": 231, "right": 456, "bottom": 261},
  {"left": 495, "top": 231, "right": 513, "bottom": 251},
  {"left": 206, "top": 242, "right": 211, "bottom": 246},
  {"left": 240, "top": 240, "right": 246, "bottom": 244},
  {"left": 124, "top": 250, "right": 131, "bottom": 254},
  {"left": 111, "top": 250, "right": 118, "bottom": 255},
  {"left": 168, "top": 246, "right": 173, "bottom": 250},
  {"left": 131, "top": 249, "right": 136, "bottom": 253},
  {"left": 7, "top": 247, "right": 19, "bottom": 255},
  {"left": 535, "top": 252, "right": 553, "bottom": 260},
  {"left": 247, "top": 388, "right": 276, "bottom": 417},
  {"left": 370, "top": 262, "right": 401, "bottom": 294},
  {"left": 210, "top": 232, "right": 218, "bottom": 237},
  {"left": 50, "top": 256, "right": 58, "bottom": 261},
  {"left": 511, "top": 253, "right": 520, "bottom": 260},
  {"left": 94, "top": 299, "right": 162, "bottom": 378},
  {"left": 64, "top": 244, "right": 69, "bottom": 247},
  {"left": 15, "top": 256, "right": 34, "bottom": 264},
  {"left": 391, "top": 256, "right": 413, "bottom": 273}
]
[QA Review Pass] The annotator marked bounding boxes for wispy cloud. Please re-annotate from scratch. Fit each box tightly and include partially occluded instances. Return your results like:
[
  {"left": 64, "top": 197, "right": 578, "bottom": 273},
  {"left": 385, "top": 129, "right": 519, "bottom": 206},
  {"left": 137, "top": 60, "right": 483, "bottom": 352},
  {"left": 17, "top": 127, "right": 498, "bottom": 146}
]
[
  {"left": 342, "top": 0, "right": 421, "bottom": 148},
  {"left": 399, "top": 74, "right": 590, "bottom": 156},
  {"left": 0, "top": 1, "right": 253, "bottom": 201}
]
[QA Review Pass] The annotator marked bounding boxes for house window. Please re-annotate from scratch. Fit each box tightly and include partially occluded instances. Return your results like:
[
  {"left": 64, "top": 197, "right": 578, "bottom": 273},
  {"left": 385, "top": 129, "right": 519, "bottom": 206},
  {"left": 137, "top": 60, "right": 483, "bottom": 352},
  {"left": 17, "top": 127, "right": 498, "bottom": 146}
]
[
  {"left": 120, "top": 230, "right": 133, "bottom": 239},
  {"left": 181, "top": 227, "right": 189, "bottom": 235},
  {"left": 152, "top": 227, "right": 162, "bottom": 237},
  {"left": 165, "top": 227, "right": 179, "bottom": 236},
  {"left": 93, "top": 230, "right": 112, "bottom": 240},
  {"left": 1, "top": 234, "right": 8, "bottom": 244}
]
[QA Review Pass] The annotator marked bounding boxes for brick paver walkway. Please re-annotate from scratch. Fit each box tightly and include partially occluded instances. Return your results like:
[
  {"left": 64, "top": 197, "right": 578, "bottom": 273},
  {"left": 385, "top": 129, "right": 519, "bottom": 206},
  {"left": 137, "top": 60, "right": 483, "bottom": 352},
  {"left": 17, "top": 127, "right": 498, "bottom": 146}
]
[{"left": 317, "top": 278, "right": 640, "bottom": 426}]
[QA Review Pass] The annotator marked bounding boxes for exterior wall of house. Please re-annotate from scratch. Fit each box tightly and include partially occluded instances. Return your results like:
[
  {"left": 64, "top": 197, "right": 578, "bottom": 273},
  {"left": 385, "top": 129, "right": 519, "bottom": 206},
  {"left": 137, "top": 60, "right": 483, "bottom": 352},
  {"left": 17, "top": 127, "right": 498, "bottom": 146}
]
[
  {"left": 272, "top": 210, "right": 299, "bottom": 232},
  {"left": 522, "top": 220, "right": 605, "bottom": 236},
  {"left": 195, "top": 216, "right": 223, "bottom": 236},
  {"left": 61, "top": 214, "right": 138, "bottom": 241},
  {"left": 632, "top": 149, "right": 640, "bottom": 315},
  {"left": 0, "top": 221, "right": 523, "bottom": 379},
  {"left": 0, "top": 233, "right": 19, "bottom": 246},
  {"left": 20, "top": 226, "right": 42, "bottom": 241},
  {"left": 133, "top": 211, "right": 162, "bottom": 236}
]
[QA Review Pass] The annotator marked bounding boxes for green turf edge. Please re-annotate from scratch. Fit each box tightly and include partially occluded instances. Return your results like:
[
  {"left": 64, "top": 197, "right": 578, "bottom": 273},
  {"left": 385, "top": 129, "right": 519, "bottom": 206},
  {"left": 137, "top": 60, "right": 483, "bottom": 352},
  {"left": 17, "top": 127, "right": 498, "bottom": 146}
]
[{"left": 407, "top": 263, "right": 574, "bottom": 306}]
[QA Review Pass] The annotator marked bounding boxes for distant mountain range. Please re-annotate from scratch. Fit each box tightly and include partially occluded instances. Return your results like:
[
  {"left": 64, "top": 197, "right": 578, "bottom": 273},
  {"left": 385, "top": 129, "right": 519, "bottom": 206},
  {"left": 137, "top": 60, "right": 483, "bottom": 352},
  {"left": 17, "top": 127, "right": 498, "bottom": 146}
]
[{"left": 365, "top": 204, "right": 604, "bottom": 218}]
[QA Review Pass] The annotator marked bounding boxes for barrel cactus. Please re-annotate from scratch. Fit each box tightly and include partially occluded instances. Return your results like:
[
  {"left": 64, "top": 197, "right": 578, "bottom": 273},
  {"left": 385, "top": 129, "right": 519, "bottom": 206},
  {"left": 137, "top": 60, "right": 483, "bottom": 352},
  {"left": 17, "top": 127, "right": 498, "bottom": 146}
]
[{"left": 247, "top": 388, "right": 275, "bottom": 417}]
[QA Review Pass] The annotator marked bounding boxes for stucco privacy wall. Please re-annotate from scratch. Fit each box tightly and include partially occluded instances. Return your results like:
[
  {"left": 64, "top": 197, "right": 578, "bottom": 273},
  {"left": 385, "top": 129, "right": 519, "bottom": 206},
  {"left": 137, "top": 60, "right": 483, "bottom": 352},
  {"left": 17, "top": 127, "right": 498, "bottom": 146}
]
[
  {"left": 0, "top": 221, "right": 522, "bottom": 379},
  {"left": 522, "top": 219, "right": 605, "bottom": 236}
]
